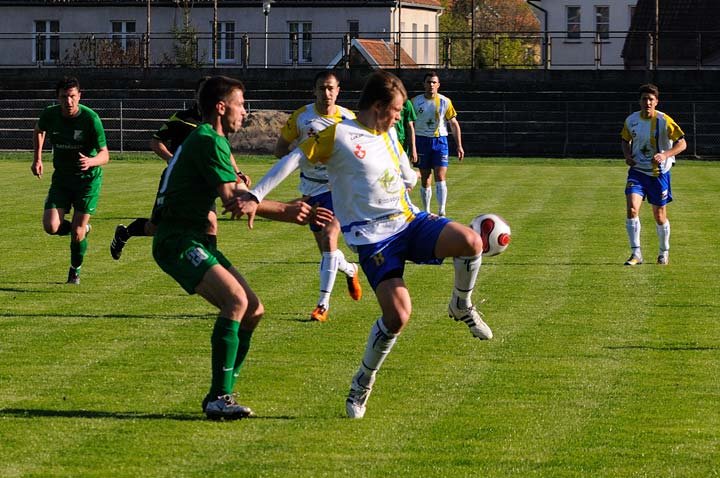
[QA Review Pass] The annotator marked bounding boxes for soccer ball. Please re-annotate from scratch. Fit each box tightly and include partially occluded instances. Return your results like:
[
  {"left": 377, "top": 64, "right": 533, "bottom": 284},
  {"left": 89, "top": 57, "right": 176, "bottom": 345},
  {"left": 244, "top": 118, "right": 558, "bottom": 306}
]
[{"left": 470, "top": 213, "right": 511, "bottom": 257}]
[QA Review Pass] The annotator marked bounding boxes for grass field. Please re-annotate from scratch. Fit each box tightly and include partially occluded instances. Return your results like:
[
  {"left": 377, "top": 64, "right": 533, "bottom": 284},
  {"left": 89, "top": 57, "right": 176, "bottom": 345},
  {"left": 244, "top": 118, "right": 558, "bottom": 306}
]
[{"left": 1, "top": 153, "right": 719, "bottom": 477}]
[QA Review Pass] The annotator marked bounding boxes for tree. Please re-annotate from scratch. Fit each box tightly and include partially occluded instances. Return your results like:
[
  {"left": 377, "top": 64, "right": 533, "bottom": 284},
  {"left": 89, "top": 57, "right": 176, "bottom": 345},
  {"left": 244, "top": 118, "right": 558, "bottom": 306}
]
[{"left": 444, "top": 0, "right": 541, "bottom": 68}]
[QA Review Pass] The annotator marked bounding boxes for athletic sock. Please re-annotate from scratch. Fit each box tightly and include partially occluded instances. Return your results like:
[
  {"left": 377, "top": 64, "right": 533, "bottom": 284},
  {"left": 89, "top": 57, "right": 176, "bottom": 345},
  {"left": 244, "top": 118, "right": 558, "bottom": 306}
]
[
  {"left": 354, "top": 318, "right": 398, "bottom": 389},
  {"left": 334, "top": 249, "right": 355, "bottom": 277},
  {"left": 436, "top": 180, "right": 447, "bottom": 215},
  {"left": 421, "top": 187, "right": 432, "bottom": 213},
  {"left": 127, "top": 218, "right": 149, "bottom": 237},
  {"left": 318, "top": 251, "right": 339, "bottom": 308},
  {"left": 70, "top": 236, "right": 88, "bottom": 269},
  {"left": 232, "top": 328, "right": 254, "bottom": 387},
  {"left": 56, "top": 220, "right": 72, "bottom": 236},
  {"left": 657, "top": 220, "right": 670, "bottom": 253},
  {"left": 453, "top": 255, "right": 482, "bottom": 309},
  {"left": 210, "top": 317, "right": 240, "bottom": 396},
  {"left": 626, "top": 217, "right": 641, "bottom": 251}
]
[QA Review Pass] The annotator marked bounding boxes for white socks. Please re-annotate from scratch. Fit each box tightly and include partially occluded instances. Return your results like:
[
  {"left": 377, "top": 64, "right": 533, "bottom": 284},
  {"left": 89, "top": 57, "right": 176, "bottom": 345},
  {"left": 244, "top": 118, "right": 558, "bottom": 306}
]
[
  {"left": 626, "top": 217, "right": 641, "bottom": 254},
  {"left": 318, "top": 250, "right": 353, "bottom": 308},
  {"left": 354, "top": 318, "right": 398, "bottom": 389},
  {"left": 421, "top": 187, "right": 432, "bottom": 213},
  {"left": 453, "top": 255, "right": 482, "bottom": 309},
  {"left": 436, "top": 180, "right": 447, "bottom": 215},
  {"left": 657, "top": 220, "right": 670, "bottom": 253}
]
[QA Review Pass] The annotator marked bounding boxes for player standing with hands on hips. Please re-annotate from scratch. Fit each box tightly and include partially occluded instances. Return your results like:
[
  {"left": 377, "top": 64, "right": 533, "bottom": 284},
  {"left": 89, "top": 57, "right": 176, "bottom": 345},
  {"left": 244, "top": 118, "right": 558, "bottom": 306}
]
[
  {"left": 226, "top": 70, "right": 492, "bottom": 420},
  {"left": 32, "top": 76, "right": 109, "bottom": 285},
  {"left": 621, "top": 83, "right": 686, "bottom": 266}
]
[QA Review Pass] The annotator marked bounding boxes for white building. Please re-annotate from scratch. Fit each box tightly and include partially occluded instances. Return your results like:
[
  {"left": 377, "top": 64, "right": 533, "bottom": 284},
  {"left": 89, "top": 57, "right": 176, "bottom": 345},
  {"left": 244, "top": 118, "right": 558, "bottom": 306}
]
[
  {"left": 528, "top": 0, "right": 638, "bottom": 68},
  {"left": 0, "top": 0, "right": 442, "bottom": 69}
]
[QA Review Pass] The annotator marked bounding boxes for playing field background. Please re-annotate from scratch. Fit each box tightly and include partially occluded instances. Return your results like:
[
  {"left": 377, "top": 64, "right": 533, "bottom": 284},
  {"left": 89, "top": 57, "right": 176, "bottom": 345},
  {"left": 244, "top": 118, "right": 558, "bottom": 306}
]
[{"left": 1, "top": 154, "right": 718, "bottom": 477}]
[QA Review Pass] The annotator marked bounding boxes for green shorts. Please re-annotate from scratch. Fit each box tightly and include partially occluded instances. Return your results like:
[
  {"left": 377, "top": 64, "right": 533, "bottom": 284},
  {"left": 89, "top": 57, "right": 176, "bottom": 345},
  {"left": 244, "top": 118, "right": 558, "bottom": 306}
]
[
  {"left": 152, "top": 227, "right": 233, "bottom": 294},
  {"left": 45, "top": 169, "right": 103, "bottom": 214}
]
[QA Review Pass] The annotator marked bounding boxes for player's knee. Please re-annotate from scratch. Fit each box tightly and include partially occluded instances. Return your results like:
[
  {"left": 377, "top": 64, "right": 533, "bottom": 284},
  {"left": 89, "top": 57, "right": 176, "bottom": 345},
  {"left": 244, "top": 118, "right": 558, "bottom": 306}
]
[{"left": 464, "top": 228, "right": 483, "bottom": 256}]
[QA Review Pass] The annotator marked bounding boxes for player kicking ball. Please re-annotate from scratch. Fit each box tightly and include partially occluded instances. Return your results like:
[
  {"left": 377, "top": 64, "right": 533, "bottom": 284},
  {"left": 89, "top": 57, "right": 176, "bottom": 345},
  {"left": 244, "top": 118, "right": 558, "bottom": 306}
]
[{"left": 226, "top": 70, "right": 492, "bottom": 419}]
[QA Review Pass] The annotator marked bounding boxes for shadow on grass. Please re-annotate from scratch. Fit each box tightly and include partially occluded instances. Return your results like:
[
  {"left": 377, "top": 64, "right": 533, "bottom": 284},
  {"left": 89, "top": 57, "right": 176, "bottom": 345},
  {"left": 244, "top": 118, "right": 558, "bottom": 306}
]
[
  {"left": 0, "top": 312, "right": 213, "bottom": 320},
  {"left": 0, "top": 408, "right": 294, "bottom": 421},
  {"left": 604, "top": 344, "right": 720, "bottom": 351}
]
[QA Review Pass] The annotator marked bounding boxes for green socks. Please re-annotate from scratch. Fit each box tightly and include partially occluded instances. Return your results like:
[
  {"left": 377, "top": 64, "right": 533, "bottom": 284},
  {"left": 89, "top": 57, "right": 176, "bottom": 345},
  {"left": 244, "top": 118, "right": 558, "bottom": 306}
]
[
  {"left": 70, "top": 236, "right": 88, "bottom": 269},
  {"left": 210, "top": 317, "right": 240, "bottom": 396}
]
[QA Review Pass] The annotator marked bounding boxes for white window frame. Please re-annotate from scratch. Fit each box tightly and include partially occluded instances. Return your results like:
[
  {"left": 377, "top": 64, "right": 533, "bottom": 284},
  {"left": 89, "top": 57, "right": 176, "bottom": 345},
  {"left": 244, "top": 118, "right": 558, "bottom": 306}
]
[
  {"left": 211, "top": 21, "right": 236, "bottom": 63},
  {"left": 288, "top": 21, "right": 312, "bottom": 63},
  {"left": 595, "top": 6, "right": 610, "bottom": 40},
  {"left": 111, "top": 20, "right": 138, "bottom": 52},
  {"left": 33, "top": 20, "right": 59, "bottom": 63},
  {"left": 567, "top": 6, "right": 581, "bottom": 39}
]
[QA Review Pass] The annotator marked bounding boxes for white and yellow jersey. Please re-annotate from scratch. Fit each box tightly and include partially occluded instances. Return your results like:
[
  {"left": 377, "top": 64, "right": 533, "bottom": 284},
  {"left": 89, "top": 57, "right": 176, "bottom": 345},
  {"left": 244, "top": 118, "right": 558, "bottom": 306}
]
[
  {"left": 621, "top": 110, "right": 685, "bottom": 177},
  {"left": 299, "top": 119, "right": 417, "bottom": 246},
  {"left": 411, "top": 93, "right": 457, "bottom": 137},
  {"left": 280, "top": 103, "right": 356, "bottom": 196}
]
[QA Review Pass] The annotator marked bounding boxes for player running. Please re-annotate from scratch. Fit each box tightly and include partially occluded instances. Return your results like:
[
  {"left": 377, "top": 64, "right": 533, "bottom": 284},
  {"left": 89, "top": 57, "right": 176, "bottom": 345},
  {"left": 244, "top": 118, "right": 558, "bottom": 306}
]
[{"left": 273, "top": 70, "right": 362, "bottom": 323}]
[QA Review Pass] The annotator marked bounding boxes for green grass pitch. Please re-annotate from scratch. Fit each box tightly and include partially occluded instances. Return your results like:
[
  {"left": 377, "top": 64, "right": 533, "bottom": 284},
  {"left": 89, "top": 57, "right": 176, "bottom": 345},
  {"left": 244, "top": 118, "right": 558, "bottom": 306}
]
[{"left": 1, "top": 153, "right": 719, "bottom": 477}]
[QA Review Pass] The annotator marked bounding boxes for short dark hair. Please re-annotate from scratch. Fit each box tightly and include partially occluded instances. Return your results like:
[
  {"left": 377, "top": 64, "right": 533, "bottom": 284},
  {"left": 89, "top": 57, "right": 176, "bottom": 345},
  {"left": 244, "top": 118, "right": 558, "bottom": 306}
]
[
  {"left": 423, "top": 71, "right": 439, "bottom": 82},
  {"left": 55, "top": 76, "right": 80, "bottom": 95},
  {"left": 639, "top": 83, "right": 659, "bottom": 98},
  {"left": 357, "top": 70, "right": 407, "bottom": 111},
  {"left": 195, "top": 75, "right": 212, "bottom": 93},
  {"left": 313, "top": 70, "right": 339, "bottom": 86},
  {"left": 197, "top": 75, "right": 245, "bottom": 119}
]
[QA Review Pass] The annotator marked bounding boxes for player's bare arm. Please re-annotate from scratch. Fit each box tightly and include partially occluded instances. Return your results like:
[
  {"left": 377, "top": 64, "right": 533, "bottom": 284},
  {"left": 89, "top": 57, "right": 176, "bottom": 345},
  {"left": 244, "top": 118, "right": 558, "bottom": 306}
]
[
  {"left": 450, "top": 117, "right": 464, "bottom": 161},
  {"left": 622, "top": 140, "right": 636, "bottom": 166},
  {"left": 31, "top": 125, "right": 46, "bottom": 178},
  {"left": 653, "top": 137, "right": 686, "bottom": 164},
  {"left": 78, "top": 147, "right": 110, "bottom": 171}
]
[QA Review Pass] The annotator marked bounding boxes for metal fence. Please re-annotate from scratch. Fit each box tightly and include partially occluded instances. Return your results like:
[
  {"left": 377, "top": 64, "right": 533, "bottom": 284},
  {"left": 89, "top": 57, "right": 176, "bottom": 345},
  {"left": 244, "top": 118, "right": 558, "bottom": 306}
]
[
  {"left": 4, "top": 96, "right": 718, "bottom": 158},
  {"left": 3, "top": 29, "right": 720, "bottom": 70}
]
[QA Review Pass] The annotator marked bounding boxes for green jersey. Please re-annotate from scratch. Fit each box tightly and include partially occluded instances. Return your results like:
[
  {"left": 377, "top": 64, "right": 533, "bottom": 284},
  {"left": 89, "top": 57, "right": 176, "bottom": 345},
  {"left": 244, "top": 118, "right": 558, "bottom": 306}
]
[
  {"left": 154, "top": 123, "right": 237, "bottom": 232},
  {"left": 395, "top": 99, "right": 417, "bottom": 147},
  {"left": 37, "top": 104, "right": 106, "bottom": 179}
]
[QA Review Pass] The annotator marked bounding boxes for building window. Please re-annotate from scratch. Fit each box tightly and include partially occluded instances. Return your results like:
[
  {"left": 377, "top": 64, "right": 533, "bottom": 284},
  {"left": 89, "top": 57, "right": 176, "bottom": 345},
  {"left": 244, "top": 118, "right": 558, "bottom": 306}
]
[
  {"left": 348, "top": 20, "right": 359, "bottom": 40},
  {"left": 595, "top": 6, "right": 610, "bottom": 39},
  {"left": 629, "top": 5, "right": 636, "bottom": 28},
  {"left": 424, "top": 24, "right": 429, "bottom": 65},
  {"left": 412, "top": 23, "right": 417, "bottom": 60},
  {"left": 111, "top": 21, "right": 138, "bottom": 52},
  {"left": 567, "top": 6, "right": 581, "bottom": 39},
  {"left": 289, "top": 22, "right": 312, "bottom": 63},
  {"left": 211, "top": 21, "right": 235, "bottom": 62},
  {"left": 34, "top": 20, "right": 59, "bottom": 63}
]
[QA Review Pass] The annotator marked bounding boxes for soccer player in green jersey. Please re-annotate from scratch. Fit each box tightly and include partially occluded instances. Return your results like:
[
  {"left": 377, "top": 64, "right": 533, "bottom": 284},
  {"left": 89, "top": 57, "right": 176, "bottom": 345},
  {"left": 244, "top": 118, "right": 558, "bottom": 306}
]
[
  {"left": 152, "top": 75, "right": 329, "bottom": 420},
  {"left": 32, "top": 76, "right": 110, "bottom": 285}
]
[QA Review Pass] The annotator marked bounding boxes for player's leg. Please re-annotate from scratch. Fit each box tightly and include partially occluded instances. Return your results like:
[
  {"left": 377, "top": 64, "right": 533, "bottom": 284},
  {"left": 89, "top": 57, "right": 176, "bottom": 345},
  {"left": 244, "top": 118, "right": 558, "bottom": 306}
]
[
  {"left": 416, "top": 136, "right": 434, "bottom": 212},
  {"left": 434, "top": 221, "right": 492, "bottom": 340},
  {"left": 67, "top": 211, "right": 91, "bottom": 284},
  {"left": 624, "top": 193, "right": 644, "bottom": 265},
  {"left": 195, "top": 264, "right": 255, "bottom": 419},
  {"left": 224, "top": 265, "right": 264, "bottom": 385},
  {"left": 42, "top": 207, "right": 71, "bottom": 235},
  {"left": 313, "top": 217, "right": 362, "bottom": 322},
  {"left": 433, "top": 165, "right": 448, "bottom": 216},
  {"left": 346, "top": 277, "right": 409, "bottom": 419},
  {"left": 652, "top": 204, "right": 669, "bottom": 264},
  {"left": 419, "top": 168, "right": 433, "bottom": 212},
  {"left": 432, "top": 137, "right": 450, "bottom": 216}
]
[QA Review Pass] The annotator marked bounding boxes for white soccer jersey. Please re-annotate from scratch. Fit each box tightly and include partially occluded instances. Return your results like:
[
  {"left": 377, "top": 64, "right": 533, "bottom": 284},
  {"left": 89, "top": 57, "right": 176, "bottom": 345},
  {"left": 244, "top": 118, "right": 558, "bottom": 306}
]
[
  {"left": 298, "top": 119, "right": 417, "bottom": 246},
  {"left": 411, "top": 93, "right": 457, "bottom": 138},
  {"left": 621, "top": 110, "right": 685, "bottom": 177},
  {"left": 280, "top": 103, "right": 356, "bottom": 196}
]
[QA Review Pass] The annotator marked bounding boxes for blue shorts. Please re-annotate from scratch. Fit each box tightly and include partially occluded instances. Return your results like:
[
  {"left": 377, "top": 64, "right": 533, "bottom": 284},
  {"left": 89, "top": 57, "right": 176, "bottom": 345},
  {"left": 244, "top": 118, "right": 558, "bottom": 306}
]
[
  {"left": 304, "top": 191, "right": 334, "bottom": 232},
  {"left": 355, "top": 212, "right": 451, "bottom": 290},
  {"left": 625, "top": 168, "right": 673, "bottom": 207},
  {"left": 416, "top": 136, "right": 449, "bottom": 169}
]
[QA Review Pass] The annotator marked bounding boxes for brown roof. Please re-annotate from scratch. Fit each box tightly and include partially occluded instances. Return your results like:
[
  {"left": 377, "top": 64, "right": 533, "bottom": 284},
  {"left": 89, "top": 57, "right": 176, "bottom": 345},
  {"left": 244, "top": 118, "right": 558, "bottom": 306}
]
[{"left": 328, "top": 38, "right": 418, "bottom": 69}]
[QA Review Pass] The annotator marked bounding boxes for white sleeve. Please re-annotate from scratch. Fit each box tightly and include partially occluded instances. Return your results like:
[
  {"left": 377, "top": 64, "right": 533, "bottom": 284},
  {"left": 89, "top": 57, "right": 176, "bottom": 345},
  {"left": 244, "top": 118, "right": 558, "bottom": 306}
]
[
  {"left": 399, "top": 152, "right": 417, "bottom": 189},
  {"left": 249, "top": 149, "right": 303, "bottom": 202}
]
